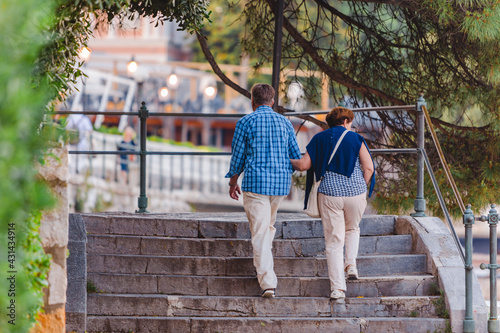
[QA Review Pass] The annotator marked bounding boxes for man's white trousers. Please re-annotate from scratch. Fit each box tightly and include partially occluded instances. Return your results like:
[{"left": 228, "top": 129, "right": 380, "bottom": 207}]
[{"left": 243, "top": 191, "right": 285, "bottom": 291}]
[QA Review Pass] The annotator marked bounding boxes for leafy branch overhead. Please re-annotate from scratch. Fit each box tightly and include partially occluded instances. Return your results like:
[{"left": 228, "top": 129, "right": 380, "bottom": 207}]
[
  {"left": 33, "top": 0, "right": 500, "bottom": 218},
  {"left": 36, "top": 0, "right": 211, "bottom": 104}
]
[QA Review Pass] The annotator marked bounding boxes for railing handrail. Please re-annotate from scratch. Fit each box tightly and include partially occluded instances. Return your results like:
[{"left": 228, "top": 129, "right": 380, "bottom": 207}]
[
  {"left": 50, "top": 104, "right": 417, "bottom": 118},
  {"left": 421, "top": 149, "right": 466, "bottom": 261},
  {"left": 422, "top": 105, "right": 466, "bottom": 214}
]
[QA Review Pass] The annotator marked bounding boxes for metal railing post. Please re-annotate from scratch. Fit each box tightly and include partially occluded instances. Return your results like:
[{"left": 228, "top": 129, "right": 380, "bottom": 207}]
[
  {"left": 463, "top": 204, "right": 476, "bottom": 333},
  {"left": 136, "top": 102, "right": 149, "bottom": 213},
  {"left": 413, "top": 93, "right": 426, "bottom": 216},
  {"left": 480, "top": 204, "right": 500, "bottom": 333}
]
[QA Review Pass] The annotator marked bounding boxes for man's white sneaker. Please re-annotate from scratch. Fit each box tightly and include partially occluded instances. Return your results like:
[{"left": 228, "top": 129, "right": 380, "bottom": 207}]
[
  {"left": 330, "top": 290, "right": 345, "bottom": 300},
  {"left": 346, "top": 265, "right": 358, "bottom": 280},
  {"left": 262, "top": 289, "right": 275, "bottom": 298}
]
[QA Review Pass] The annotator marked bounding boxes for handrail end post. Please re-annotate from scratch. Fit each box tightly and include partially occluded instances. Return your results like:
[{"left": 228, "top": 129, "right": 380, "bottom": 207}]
[
  {"left": 414, "top": 94, "right": 426, "bottom": 217},
  {"left": 137, "top": 102, "right": 149, "bottom": 214},
  {"left": 412, "top": 198, "right": 426, "bottom": 217},
  {"left": 463, "top": 204, "right": 476, "bottom": 333},
  {"left": 463, "top": 319, "right": 476, "bottom": 333},
  {"left": 136, "top": 196, "right": 149, "bottom": 214},
  {"left": 488, "top": 320, "right": 500, "bottom": 333},
  {"left": 417, "top": 93, "right": 426, "bottom": 111}
]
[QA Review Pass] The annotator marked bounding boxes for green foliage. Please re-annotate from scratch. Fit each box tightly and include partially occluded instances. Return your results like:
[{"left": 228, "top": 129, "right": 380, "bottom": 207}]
[
  {"left": 92, "top": 193, "right": 113, "bottom": 213},
  {"left": 127, "top": 0, "right": 210, "bottom": 33},
  {"left": 95, "top": 125, "right": 122, "bottom": 135},
  {"left": 0, "top": 0, "right": 58, "bottom": 331},
  {"left": 192, "top": 0, "right": 246, "bottom": 65},
  {"left": 19, "top": 213, "right": 52, "bottom": 323},
  {"left": 0, "top": 0, "right": 210, "bottom": 331},
  {"left": 35, "top": 0, "right": 210, "bottom": 105},
  {"left": 432, "top": 289, "right": 450, "bottom": 319},
  {"left": 87, "top": 280, "right": 98, "bottom": 293},
  {"left": 408, "top": 310, "right": 419, "bottom": 317},
  {"left": 373, "top": 124, "right": 500, "bottom": 220}
]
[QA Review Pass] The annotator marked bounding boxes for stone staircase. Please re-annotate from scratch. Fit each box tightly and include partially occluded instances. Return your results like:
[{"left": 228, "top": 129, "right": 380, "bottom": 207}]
[{"left": 78, "top": 213, "right": 452, "bottom": 332}]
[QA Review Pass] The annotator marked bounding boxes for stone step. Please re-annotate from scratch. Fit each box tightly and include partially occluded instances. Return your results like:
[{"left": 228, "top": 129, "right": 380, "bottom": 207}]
[
  {"left": 88, "top": 273, "right": 438, "bottom": 297},
  {"left": 82, "top": 213, "right": 396, "bottom": 239},
  {"left": 86, "top": 234, "right": 412, "bottom": 257},
  {"left": 87, "top": 294, "right": 442, "bottom": 318},
  {"left": 87, "top": 254, "right": 427, "bottom": 277},
  {"left": 86, "top": 316, "right": 448, "bottom": 333}
]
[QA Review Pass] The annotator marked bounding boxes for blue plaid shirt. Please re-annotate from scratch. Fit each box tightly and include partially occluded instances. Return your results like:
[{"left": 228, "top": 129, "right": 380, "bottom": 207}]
[{"left": 225, "top": 105, "right": 302, "bottom": 196}]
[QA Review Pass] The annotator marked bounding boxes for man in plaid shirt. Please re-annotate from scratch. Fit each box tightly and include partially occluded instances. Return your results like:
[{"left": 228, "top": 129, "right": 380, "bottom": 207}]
[{"left": 226, "top": 83, "right": 302, "bottom": 298}]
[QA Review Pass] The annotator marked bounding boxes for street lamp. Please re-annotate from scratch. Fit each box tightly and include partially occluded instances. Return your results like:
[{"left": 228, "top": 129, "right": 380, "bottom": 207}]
[
  {"left": 166, "top": 72, "right": 180, "bottom": 112},
  {"left": 126, "top": 57, "right": 149, "bottom": 108},
  {"left": 204, "top": 85, "right": 217, "bottom": 99},
  {"left": 77, "top": 47, "right": 92, "bottom": 111},
  {"left": 159, "top": 87, "right": 169, "bottom": 99},
  {"left": 167, "top": 73, "right": 179, "bottom": 88},
  {"left": 127, "top": 58, "right": 138, "bottom": 75},
  {"left": 203, "top": 83, "right": 217, "bottom": 113},
  {"left": 157, "top": 87, "right": 169, "bottom": 112}
]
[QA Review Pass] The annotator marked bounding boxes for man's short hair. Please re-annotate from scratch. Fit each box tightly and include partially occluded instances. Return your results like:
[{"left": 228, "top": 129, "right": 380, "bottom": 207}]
[
  {"left": 326, "top": 107, "right": 355, "bottom": 127},
  {"left": 251, "top": 83, "right": 275, "bottom": 106}
]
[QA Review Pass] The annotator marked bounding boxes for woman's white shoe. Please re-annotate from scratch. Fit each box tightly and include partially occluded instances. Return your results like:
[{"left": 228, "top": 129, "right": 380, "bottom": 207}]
[
  {"left": 346, "top": 265, "right": 359, "bottom": 280},
  {"left": 330, "top": 290, "right": 345, "bottom": 300}
]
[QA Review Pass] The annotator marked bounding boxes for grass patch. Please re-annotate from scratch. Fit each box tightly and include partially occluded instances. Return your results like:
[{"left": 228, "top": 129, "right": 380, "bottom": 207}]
[
  {"left": 87, "top": 280, "right": 98, "bottom": 293},
  {"left": 432, "top": 289, "right": 449, "bottom": 319}
]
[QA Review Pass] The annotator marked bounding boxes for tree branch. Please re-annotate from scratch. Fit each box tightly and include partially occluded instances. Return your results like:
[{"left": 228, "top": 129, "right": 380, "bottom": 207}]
[
  {"left": 195, "top": 31, "right": 328, "bottom": 129},
  {"left": 196, "top": 32, "right": 251, "bottom": 99}
]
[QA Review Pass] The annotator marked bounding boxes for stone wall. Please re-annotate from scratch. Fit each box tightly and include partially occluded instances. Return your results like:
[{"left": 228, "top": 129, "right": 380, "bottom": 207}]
[{"left": 31, "top": 146, "right": 69, "bottom": 333}]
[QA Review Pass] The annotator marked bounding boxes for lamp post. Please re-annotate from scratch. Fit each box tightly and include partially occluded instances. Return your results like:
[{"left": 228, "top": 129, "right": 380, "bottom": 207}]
[
  {"left": 127, "top": 57, "right": 149, "bottom": 132},
  {"left": 201, "top": 82, "right": 217, "bottom": 146},
  {"left": 204, "top": 84, "right": 217, "bottom": 115},
  {"left": 167, "top": 72, "right": 179, "bottom": 112},
  {"left": 127, "top": 57, "right": 144, "bottom": 108},
  {"left": 77, "top": 47, "right": 91, "bottom": 111}
]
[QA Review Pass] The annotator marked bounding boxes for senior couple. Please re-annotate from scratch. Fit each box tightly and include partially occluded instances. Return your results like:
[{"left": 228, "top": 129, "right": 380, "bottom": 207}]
[{"left": 226, "top": 83, "right": 375, "bottom": 300}]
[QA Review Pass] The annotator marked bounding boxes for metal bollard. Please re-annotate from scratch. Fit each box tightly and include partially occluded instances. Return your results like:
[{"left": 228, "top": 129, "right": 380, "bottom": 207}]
[
  {"left": 479, "top": 204, "right": 499, "bottom": 333},
  {"left": 463, "top": 204, "right": 476, "bottom": 333},
  {"left": 136, "top": 102, "right": 149, "bottom": 213}
]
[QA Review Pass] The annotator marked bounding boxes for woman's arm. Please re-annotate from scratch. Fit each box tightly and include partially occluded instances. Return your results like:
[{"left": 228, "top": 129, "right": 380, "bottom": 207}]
[
  {"left": 291, "top": 152, "right": 312, "bottom": 171},
  {"left": 359, "top": 143, "right": 374, "bottom": 184}
]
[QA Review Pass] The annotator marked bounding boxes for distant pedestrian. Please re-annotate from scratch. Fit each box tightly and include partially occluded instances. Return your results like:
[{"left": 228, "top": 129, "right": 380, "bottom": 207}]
[
  {"left": 117, "top": 126, "right": 137, "bottom": 184},
  {"left": 225, "top": 83, "right": 302, "bottom": 298},
  {"left": 66, "top": 110, "right": 93, "bottom": 173},
  {"left": 291, "top": 107, "right": 375, "bottom": 300}
]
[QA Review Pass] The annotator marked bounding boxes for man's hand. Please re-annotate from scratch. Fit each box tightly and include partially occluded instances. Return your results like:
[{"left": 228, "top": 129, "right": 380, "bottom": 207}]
[{"left": 229, "top": 184, "right": 241, "bottom": 200}]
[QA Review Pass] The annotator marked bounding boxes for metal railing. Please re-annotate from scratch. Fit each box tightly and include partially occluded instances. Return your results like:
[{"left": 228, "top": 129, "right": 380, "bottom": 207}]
[
  {"left": 55, "top": 97, "right": 463, "bottom": 215},
  {"left": 463, "top": 204, "right": 499, "bottom": 333},
  {"left": 56, "top": 102, "right": 430, "bottom": 212},
  {"left": 54, "top": 98, "right": 454, "bottom": 218}
]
